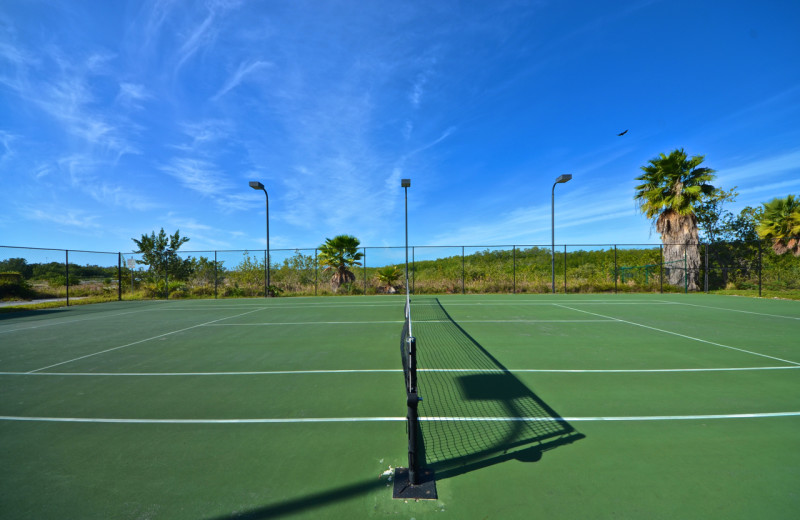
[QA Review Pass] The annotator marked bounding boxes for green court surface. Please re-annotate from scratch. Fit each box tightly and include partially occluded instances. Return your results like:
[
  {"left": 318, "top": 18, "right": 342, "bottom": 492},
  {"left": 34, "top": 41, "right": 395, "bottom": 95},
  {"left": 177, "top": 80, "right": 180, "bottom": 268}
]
[{"left": 1, "top": 294, "right": 798, "bottom": 519}]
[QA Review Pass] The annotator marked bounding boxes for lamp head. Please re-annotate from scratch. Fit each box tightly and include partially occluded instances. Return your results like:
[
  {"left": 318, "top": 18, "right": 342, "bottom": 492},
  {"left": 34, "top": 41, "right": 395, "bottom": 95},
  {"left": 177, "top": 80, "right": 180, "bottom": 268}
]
[
  {"left": 401, "top": 179, "right": 411, "bottom": 188},
  {"left": 249, "top": 181, "right": 265, "bottom": 190},
  {"left": 555, "top": 174, "right": 572, "bottom": 184}
]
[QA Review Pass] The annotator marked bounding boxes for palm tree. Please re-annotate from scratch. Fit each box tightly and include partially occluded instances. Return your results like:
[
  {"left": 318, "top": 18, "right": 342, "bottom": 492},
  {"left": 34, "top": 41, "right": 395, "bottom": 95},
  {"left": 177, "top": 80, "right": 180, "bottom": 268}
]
[
  {"left": 634, "top": 149, "right": 716, "bottom": 290},
  {"left": 756, "top": 195, "right": 800, "bottom": 256},
  {"left": 317, "top": 235, "right": 364, "bottom": 292},
  {"left": 375, "top": 265, "right": 402, "bottom": 293}
]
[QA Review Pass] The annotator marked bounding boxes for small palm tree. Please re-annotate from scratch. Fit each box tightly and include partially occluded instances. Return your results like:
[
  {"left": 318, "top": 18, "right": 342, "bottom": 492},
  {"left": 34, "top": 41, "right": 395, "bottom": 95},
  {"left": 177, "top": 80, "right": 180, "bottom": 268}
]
[
  {"left": 375, "top": 265, "right": 402, "bottom": 293},
  {"left": 634, "top": 149, "right": 716, "bottom": 290},
  {"left": 317, "top": 235, "right": 364, "bottom": 291},
  {"left": 756, "top": 195, "right": 800, "bottom": 256}
]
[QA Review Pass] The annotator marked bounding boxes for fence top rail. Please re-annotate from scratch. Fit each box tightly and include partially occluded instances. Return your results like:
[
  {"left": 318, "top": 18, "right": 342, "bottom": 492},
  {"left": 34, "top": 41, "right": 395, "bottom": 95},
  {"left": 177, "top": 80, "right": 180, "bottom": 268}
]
[
  {"left": 0, "top": 245, "right": 119, "bottom": 255},
  {"left": 3, "top": 239, "right": 793, "bottom": 257}
]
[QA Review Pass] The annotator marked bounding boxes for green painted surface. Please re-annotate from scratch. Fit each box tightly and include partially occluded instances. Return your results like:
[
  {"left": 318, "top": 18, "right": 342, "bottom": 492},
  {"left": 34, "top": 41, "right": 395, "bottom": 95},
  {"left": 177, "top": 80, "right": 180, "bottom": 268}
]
[{"left": 1, "top": 294, "right": 798, "bottom": 519}]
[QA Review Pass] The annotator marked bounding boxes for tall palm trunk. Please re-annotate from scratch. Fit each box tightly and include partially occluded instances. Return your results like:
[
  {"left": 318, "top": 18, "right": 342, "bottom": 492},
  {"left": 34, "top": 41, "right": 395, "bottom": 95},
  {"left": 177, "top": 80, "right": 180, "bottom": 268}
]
[
  {"left": 656, "top": 210, "right": 700, "bottom": 290},
  {"left": 330, "top": 266, "right": 355, "bottom": 291}
]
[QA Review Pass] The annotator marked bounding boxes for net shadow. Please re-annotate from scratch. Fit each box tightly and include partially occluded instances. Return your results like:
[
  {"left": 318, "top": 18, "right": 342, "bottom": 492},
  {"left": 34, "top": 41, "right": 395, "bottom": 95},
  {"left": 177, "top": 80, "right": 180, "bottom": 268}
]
[{"left": 412, "top": 298, "right": 584, "bottom": 479}]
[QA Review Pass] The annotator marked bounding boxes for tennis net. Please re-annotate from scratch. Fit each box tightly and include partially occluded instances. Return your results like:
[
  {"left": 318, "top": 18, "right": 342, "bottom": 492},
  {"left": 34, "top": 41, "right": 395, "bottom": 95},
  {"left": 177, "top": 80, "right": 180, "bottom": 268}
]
[{"left": 400, "top": 295, "right": 416, "bottom": 394}]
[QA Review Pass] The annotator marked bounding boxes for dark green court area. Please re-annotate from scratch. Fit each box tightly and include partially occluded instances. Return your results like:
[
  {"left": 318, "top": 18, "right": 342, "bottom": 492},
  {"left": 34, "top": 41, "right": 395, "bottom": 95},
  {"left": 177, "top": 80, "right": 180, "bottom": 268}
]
[{"left": 1, "top": 294, "right": 798, "bottom": 519}]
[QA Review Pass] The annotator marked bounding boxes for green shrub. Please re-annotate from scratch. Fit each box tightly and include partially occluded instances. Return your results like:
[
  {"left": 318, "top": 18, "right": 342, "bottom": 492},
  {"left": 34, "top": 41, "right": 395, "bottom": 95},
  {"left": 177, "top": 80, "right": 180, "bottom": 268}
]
[{"left": 0, "top": 272, "right": 36, "bottom": 300}]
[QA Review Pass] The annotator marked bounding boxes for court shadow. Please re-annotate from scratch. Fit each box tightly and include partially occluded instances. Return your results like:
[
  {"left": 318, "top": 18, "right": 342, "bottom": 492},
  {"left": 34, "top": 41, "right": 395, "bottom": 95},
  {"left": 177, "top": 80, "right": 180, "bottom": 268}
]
[
  {"left": 204, "top": 478, "right": 386, "bottom": 520},
  {"left": 411, "top": 298, "right": 584, "bottom": 480},
  {"left": 0, "top": 308, "right": 71, "bottom": 320}
]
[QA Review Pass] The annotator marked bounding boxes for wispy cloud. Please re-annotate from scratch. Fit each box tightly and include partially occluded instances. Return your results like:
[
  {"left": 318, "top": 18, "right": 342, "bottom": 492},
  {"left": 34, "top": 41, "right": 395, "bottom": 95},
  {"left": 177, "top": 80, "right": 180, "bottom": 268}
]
[
  {"left": 0, "top": 131, "right": 14, "bottom": 163},
  {"left": 174, "top": 1, "right": 243, "bottom": 71},
  {"left": 717, "top": 149, "right": 800, "bottom": 185},
  {"left": 27, "top": 207, "right": 101, "bottom": 229},
  {"left": 176, "top": 119, "right": 232, "bottom": 148},
  {"left": 211, "top": 60, "right": 271, "bottom": 101},
  {"left": 54, "top": 154, "right": 156, "bottom": 211},
  {"left": 116, "top": 82, "right": 151, "bottom": 110},
  {"left": 161, "top": 158, "right": 226, "bottom": 196},
  {"left": 738, "top": 178, "right": 800, "bottom": 198}
]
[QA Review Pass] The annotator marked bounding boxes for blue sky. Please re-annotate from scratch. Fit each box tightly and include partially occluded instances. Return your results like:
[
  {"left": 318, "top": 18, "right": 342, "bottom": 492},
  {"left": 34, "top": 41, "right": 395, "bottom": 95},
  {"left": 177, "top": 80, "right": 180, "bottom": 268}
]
[{"left": 2, "top": 0, "right": 800, "bottom": 262}]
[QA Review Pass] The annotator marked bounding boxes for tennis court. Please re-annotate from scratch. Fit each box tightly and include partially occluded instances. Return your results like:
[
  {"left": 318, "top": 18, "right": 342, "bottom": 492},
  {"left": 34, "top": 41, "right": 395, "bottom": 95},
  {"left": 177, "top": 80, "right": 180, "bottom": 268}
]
[{"left": 1, "top": 293, "right": 798, "bottom": 519}]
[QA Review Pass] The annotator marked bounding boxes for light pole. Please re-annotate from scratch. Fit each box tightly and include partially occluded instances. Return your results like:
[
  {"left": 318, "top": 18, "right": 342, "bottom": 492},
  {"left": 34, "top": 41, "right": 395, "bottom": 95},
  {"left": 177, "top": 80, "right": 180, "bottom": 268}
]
[
  {"left": 401, "top": 178, "right": 411, "bottom": 295},
  {"left": 249, "top": 181, "right": 270, "bottom": 297},
  {"left": 551, "top": 174, "right": 572, "bottom": 293}
]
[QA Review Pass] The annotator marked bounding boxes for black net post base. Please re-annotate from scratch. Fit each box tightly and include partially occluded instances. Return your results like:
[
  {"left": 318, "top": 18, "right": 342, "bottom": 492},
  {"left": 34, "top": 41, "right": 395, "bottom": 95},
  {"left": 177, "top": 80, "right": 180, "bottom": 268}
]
[{"left": 392, "top": 467, "right": 437, "bottom": 500}]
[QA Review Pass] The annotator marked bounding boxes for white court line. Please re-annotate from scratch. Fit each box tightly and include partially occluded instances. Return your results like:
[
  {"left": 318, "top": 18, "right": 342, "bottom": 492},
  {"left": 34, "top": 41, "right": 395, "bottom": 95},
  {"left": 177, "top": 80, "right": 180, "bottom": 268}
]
[
  {"left": 440, "top": 301, "right": 674, "bottom": 306},
  {"left": 204, "top": 320, "right": 403, "bottom": 326},
  {"left": 235, "top": 318, "right": 605, "bottom": 325},
  {"left": 26, "top": 307, "right": 268, "bottom": 374},
  {"left": 0, "top": 303, "right": 169, "bottom": 335},
  {"left": 2, "top": 411, "right": 799, "bottom": 424},
  {"left": 158, "top": 302, "right": 403, "bottom": 311},
  {"left": 657, "top": 300, "right": 800, "bottom": 321},
  {"left": 556, "top": 304, "right": 800, "bottom": 366},
  {"left": 5, "top": 366, "right": 798, "bottom": 377}
]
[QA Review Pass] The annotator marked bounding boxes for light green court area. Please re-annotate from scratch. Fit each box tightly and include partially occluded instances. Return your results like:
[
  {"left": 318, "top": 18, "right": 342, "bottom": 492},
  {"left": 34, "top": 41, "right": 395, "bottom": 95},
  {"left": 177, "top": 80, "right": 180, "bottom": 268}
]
[{"left": 1, "top": 294, "right": 798, "bottom": 519}]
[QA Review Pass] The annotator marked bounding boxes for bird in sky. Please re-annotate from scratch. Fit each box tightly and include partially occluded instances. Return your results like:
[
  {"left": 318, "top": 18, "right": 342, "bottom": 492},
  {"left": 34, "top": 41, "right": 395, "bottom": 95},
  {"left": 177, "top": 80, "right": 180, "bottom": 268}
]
[{"left": 617, "top": 129, "right": 628, "bottom": 136}]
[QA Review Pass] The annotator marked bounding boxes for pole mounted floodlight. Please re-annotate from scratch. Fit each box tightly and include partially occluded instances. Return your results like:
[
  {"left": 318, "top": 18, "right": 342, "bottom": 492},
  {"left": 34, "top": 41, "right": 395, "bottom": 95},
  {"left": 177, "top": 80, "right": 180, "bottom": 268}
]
[
  {"left": 551, "top": 174, "right": 572, "bottom": 294},
  {"left": 249, "top": 181, "right": 270, "bottom": 297}
]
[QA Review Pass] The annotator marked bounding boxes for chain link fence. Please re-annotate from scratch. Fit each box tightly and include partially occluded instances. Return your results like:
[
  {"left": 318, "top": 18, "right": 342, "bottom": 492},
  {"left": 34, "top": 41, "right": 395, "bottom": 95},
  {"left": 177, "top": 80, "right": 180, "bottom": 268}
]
[{"left": 2, "top": 241, "right": 798, "bottom": 304}]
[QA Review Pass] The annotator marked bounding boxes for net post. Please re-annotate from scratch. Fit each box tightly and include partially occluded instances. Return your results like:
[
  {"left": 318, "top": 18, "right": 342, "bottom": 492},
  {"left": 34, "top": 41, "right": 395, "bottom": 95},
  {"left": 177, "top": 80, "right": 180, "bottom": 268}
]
[{"left": 406, "top": 335, "right": 419, "bottom": 485}]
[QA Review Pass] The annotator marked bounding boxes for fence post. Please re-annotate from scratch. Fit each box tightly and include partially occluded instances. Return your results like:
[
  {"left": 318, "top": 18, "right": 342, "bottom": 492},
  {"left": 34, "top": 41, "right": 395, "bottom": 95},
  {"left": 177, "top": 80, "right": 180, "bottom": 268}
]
[
  {"left": 66, "top": 249, "right": 70, "bottom": 307},
  {"left": 513, "top": 246, "right": 516, "bottom": 294},
  {"left": 461, "top": 246, "right": 465, "bottom": 294},
  {"left": 659, "top": 244, "right": 663, "bottom": 294},
  {"left": 363, "top": 247, "right": 367, "bottom": 294},
  {"left": 563, "top": 245, "right": 567, "bottom": 293},
  {"left": 684, "top": 247, "right": 688, "bottom": 294},
  {"left": 758, "top": 241, "right": 762, "bottom": 297},
  {"left": 614, "top": 245, "right": 617, "bottom": 294},
  {"left": 704, "top": 243, "right": 709, "bottom": 293},
  {"left": 314, "top": 249, "right": 318, "bottom": 296},
  {"left": 412, "top": 246, "right": 415, "bottom": 295},
  {"left": 214, "top": 250, "right": 218, "bottom": 299},
  {"left": 118, "top": 253, "right": 122, "bottom": 301}
]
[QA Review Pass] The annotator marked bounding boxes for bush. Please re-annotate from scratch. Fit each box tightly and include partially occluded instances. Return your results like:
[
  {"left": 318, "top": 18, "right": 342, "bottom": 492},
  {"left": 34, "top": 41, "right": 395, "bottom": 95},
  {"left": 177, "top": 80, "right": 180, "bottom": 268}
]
[{"left": 0, "top": 272, "right": 36, "bottom": 300}]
